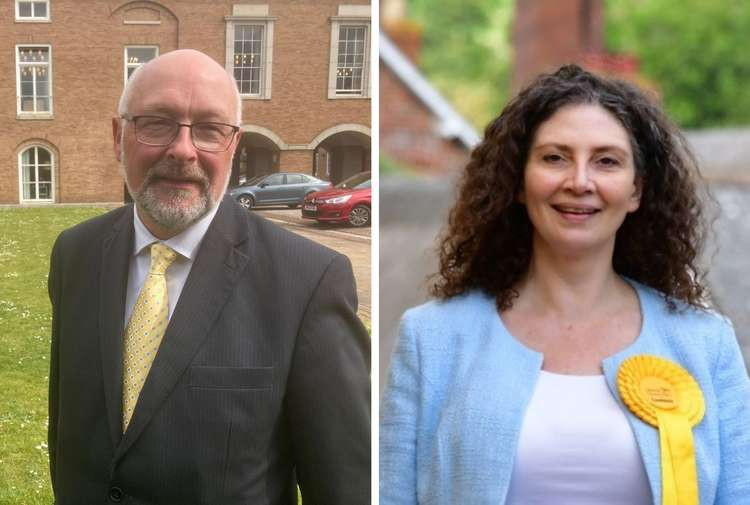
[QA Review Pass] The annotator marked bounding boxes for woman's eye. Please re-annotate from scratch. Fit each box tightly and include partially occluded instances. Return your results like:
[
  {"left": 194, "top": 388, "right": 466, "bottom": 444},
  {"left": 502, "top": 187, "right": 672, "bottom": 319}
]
[
  {"left": 597, "top": 157, "right": 621, "bottom": 167},
  {"left": 542, "top": 154, "right": 564, "bottom": 163}
]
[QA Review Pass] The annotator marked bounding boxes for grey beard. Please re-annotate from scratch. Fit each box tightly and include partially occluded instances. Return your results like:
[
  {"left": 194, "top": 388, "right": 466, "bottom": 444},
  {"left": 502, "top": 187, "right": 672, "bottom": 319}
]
[{"left": 124, "top": 158, "right": 214, "bottom": 234}]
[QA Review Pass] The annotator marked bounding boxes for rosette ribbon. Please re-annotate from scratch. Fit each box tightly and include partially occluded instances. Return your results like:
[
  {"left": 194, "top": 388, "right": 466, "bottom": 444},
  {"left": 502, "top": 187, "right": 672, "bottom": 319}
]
[{"left": 617, "top": 355, "right": 705, "bottom": 505}]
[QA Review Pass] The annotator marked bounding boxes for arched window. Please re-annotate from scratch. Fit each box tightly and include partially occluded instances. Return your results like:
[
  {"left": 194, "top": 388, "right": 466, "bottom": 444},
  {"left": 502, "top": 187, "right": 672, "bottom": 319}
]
[{"left": 19, "top": 145, "right": 54, "bottom": 202}]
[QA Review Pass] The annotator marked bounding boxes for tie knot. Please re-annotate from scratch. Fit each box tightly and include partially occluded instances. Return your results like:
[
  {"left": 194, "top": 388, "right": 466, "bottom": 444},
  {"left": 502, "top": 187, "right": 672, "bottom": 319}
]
[{"left": 149, "top": 243, "right": 178, "bottom": 275}]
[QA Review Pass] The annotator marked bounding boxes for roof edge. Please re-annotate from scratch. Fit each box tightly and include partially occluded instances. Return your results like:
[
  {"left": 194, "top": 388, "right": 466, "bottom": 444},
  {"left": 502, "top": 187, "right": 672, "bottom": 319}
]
[{"left": 379, "top": 31, "right": 481, "bottom": 149}]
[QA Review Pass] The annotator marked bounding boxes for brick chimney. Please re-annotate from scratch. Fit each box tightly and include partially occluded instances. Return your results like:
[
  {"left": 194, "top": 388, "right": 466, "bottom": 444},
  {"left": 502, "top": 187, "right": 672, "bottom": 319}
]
[
  {"left": 512, "top": 0, "right": 604, "bottom": 90},
  {"left": 381, "top": 0, "right": 423, "bottom": 64}
]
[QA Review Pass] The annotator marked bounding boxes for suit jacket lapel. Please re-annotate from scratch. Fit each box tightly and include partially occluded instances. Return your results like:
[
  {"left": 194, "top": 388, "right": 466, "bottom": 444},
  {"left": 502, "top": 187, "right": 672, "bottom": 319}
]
[
  {"left": 115, "top": 198, "right": 251, "bottom": 459},
  {"left": 99, "top": 206, "right": 134, "bottom": 451}
]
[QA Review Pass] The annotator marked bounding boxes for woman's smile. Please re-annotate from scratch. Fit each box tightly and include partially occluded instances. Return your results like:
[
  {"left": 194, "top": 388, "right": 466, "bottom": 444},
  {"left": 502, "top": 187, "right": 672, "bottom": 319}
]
[{"left": 551, "top": 203, "right": 601, "bottom": 222}]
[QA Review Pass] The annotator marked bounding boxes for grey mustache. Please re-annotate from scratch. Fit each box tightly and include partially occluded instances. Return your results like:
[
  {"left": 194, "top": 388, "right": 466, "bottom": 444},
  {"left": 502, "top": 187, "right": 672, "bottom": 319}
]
[{"left": 145, "top": 161, "right": 210, "bottom": 189}]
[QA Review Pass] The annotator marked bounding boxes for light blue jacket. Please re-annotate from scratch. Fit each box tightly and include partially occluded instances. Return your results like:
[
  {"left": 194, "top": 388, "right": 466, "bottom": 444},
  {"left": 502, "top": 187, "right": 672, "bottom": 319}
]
[{"left": 380, "top": 281, "right": 750, "bottom": 504}]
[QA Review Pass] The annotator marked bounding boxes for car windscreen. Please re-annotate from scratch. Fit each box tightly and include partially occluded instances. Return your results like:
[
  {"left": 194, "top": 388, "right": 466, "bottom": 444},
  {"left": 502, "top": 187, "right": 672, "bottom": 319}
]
[
  {"left": 241, "top": 175, "right": 265, "bottom": 186},
  {"left": 335, "top": 171, "right": 371, "bottom": 189}
]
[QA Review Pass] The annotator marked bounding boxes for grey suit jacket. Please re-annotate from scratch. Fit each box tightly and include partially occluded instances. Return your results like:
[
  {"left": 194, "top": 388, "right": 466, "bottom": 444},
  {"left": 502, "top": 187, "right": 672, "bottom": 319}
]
[{"left": 48, "top": 196, "right": 370, "bottom": 504}]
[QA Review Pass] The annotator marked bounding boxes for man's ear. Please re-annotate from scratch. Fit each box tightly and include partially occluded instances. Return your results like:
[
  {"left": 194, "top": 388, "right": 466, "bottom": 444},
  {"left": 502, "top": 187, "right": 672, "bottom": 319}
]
[
  {"left": 226, "top": 130, "right": 241, "bottom": 159},
  {"left": 112, "top": 117, "right": 123, "bottom": 162}
]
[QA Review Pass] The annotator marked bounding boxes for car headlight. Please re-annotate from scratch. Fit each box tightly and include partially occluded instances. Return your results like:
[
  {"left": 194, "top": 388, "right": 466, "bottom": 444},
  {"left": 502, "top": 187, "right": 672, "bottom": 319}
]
[{"left": 324, "top": 195, "right": 352, "bottom": 204}]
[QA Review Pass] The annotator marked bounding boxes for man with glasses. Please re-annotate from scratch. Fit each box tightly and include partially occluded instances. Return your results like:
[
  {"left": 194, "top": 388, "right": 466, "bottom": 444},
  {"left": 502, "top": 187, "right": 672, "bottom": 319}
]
[{"left": 47, "top": 49, "right": 370, "bottom": 504}]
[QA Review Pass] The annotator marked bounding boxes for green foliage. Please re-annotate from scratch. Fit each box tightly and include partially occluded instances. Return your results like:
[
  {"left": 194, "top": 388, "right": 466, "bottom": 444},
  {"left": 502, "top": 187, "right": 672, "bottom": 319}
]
[
  {"left": 407, "top": 0, "right": 514, "bottom": 130},
  {"left": 606, "top": 0, "right": 750, "bottom": 128},
  {"left": 0, "top": 207, "right": 109, "bottom": 504}
]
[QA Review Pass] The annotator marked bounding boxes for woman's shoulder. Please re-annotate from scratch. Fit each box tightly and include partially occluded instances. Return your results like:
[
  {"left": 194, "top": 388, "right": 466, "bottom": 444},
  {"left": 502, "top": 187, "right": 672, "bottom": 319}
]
[
  {"left": 395, "top": 290, "right": 507, "bottom": 368},
  {"left": 401, "top": 289, "right": 497, "bottom": 334},
  {"left": 392, "top": 290, "right": 537, "bottom": 403},
  {"left": 632, "top": 280, "right": 737, "bottom": 371},
  {"left": 634, "top": 280, "right": 733, "bottom": 335}
]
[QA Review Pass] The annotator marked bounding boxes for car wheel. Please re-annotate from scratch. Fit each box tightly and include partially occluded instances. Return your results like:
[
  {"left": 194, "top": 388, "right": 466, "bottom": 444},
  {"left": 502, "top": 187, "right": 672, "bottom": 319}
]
[
  {"left": 287, "top": 204, "right": 299, "bottom": 209},
  {"left": 237, "top": 194, "right": 255, "bottom": 209},
  {"left": 348, "top": 205, "right": 370, "bottom": 227}
]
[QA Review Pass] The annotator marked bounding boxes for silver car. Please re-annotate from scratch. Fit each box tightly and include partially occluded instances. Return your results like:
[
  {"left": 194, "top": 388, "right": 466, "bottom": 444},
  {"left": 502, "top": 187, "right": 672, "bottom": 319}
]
[{"left": 229, "top": 172, "right": 331, "bottom": 209}]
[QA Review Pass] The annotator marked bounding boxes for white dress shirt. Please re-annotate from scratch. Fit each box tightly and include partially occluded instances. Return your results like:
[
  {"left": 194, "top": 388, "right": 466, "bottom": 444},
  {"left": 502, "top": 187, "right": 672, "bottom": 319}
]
[
  {"left": 124, "top": 204, "right": 221, "bottom": 324},
  {"left": 505, "top": 370, "right": 652, "bottom": 505}
]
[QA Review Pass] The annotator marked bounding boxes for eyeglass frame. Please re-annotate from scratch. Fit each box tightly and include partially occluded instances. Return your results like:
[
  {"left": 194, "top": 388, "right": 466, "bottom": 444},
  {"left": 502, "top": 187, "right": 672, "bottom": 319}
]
[{"left": 120, "top": 114, "right": 241, "bottom": 153}]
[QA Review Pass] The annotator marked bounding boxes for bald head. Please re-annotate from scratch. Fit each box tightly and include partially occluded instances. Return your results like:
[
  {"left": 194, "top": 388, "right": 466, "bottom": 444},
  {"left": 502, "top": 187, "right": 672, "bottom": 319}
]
[{"left": 118, "top": 49, "right": 241, "bottom": 124}]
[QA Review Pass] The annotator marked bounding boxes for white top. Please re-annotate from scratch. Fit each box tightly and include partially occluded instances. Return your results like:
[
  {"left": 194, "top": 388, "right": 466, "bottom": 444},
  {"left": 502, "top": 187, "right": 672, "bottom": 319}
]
[
  {"left": 505, "top": 371, "right": 652, "bottom": 505},
  {"left": 125, "top": 204, "right": 220, "bottom": 323}
]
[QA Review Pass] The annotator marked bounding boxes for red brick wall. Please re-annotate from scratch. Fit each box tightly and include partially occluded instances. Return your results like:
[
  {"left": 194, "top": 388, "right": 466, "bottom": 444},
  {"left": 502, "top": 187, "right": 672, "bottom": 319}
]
[
  {"left": 379, "top": 63, "right": 471, "bottom": 174},
  {"left": 1, "top": 0, "right": 370, "bottom": 203},
  {"left": 279, "top": 149, "right": 313, "bottom": 170},
  {"left": 512, "top": 0, "right": 603, "bottom": 91}
]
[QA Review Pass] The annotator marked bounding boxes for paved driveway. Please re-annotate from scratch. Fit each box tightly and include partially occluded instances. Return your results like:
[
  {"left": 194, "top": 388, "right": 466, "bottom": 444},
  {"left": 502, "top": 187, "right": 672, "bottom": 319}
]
[{"left": 254, "top": 207, "right": 371, "bottom": 323}]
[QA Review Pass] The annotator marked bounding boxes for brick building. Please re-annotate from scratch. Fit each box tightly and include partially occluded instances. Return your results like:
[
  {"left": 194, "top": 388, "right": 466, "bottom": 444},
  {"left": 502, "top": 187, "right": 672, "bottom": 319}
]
[
  {"left": 379, "top": 31, "right": 479, "bottom": 175},
  {"left": 2, "top": 0, "right": 371, "bottom": 204}
]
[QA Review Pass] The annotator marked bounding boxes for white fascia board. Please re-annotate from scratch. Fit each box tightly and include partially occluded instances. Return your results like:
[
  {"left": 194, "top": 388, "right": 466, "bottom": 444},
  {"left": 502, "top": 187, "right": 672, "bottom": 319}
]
[{"left": 379, "top": 31, "right": 481, "bottom": 149}]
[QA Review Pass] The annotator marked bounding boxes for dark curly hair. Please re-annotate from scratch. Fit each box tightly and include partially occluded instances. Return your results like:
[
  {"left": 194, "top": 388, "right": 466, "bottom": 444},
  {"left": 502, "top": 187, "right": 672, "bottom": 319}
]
[{"left": 431, "top": 64, "right": 708, "bottom": 311}]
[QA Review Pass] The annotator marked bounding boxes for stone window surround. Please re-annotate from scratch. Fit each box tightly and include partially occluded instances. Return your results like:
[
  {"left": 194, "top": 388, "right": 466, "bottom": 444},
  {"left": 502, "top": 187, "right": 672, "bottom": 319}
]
[
  {"left": 15, "top": 0, "right": 50, "bottom": 22},
  {"left": 18, "top": 144, "right": 56, "bottom": 204},
  {"left": 328, "top": 5, "right": 371, "bottom": 100},
  {"left": 225, "top": 5, "right": 275, "bottom": 101},
  {"left": 16, "top": 44, "right": 54, "bottom": 119},
  {"left": 123, "top": 45, "right": 159, "bottom": 86}
]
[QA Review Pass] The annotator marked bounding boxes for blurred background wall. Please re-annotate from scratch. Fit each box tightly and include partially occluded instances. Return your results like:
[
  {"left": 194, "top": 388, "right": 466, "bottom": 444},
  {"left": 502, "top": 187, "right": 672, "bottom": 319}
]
[{"left": 379, "top": 0, "right": 750, "bottom": 390}]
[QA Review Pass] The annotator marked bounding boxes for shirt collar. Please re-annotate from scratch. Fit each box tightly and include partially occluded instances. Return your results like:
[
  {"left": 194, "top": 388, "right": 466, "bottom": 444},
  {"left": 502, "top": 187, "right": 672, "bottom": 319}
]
[{"left": 132, "top": 202, "right": 221, "bottom": 261}]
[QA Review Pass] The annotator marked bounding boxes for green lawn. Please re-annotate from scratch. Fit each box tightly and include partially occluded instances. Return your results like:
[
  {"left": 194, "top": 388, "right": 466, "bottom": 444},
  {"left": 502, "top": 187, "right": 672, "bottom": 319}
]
[{"left": 0, "top": 206, "right": 110, "bottom": 504}]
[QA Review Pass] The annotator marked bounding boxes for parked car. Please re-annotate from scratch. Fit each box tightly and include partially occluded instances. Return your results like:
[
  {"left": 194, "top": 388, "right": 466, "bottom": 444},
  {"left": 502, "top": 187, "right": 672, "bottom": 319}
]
[
  {"left": 228, "top": 172, "right": 331, "bottom": 209},
  {"left": 301, "top": 171, "right": 371, "bottom": 227}
]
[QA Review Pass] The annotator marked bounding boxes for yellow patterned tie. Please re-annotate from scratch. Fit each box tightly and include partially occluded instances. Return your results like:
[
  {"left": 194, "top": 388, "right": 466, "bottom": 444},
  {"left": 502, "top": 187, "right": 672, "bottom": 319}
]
[{"left": 122, "top": 243, "right": 178, "bottom": 431}]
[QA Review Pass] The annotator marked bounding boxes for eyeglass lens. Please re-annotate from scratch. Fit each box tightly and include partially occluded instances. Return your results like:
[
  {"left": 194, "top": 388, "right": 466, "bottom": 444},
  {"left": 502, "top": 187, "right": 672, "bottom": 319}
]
[{"left": 134, "top": 117, "right": 234, "bottom": 151}]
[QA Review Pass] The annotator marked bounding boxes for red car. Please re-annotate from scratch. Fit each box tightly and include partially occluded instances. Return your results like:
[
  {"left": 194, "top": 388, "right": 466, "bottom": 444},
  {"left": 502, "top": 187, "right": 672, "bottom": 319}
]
[{"left": 301, "top": 171, "right": 371, "bottom": 227}]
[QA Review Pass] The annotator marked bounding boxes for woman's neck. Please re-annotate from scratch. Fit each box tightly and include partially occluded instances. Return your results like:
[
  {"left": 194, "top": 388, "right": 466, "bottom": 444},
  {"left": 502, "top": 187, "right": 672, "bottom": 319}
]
[{"left": 516, "top": 241, "right": 628, "bottom": 318}]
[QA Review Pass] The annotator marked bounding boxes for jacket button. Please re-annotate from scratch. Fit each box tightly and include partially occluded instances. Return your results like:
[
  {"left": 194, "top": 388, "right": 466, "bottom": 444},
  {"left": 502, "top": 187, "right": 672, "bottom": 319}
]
[{"left": 108, "top": 486, "right": 123, "bottom": 502}]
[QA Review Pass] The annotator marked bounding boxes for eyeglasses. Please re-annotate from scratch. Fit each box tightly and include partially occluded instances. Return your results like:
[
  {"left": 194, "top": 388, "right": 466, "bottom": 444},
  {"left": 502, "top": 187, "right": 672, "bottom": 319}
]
[{"left": 121, "top": 115, "right": 240, "bottom": 152}]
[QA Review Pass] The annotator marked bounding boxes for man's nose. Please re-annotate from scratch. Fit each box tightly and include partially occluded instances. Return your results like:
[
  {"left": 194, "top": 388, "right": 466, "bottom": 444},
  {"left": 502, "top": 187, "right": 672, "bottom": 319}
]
[{"left": 166, "top": 125, "right": 198, "bottom": 161}]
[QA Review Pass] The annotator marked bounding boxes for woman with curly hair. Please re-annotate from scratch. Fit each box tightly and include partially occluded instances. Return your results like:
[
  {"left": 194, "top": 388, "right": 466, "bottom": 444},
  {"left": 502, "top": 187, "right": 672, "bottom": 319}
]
[{"left": 380, "top": 65, "right": 750, "bottom": 505}]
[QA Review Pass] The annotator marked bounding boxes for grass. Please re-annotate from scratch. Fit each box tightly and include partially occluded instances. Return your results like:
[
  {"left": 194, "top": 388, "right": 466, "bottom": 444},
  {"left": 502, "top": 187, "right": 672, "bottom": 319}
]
[{"left": 0, "top": 206, "right": 110, "bottom": 504}]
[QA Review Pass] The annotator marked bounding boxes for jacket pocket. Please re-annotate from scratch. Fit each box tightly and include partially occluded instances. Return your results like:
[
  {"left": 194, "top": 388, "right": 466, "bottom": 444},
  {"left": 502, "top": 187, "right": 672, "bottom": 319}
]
[{"left": 189, "top": 365, "right": 273, "bottom": 390}]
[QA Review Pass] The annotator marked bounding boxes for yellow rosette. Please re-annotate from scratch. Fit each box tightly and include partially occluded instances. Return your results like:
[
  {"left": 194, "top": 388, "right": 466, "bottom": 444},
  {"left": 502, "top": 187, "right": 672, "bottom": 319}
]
[{"left": 617, "top": 355, "right": 705, "bottom": 505}]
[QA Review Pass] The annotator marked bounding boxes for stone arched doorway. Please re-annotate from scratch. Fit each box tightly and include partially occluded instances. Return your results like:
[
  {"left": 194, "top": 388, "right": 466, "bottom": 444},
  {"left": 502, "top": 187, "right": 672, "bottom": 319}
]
[
  {"left": 310, "top": 125, "right": 371, "bottom": 185},
  {"left": 230, "top": 130, "right": 282, "bottom": 187}
]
